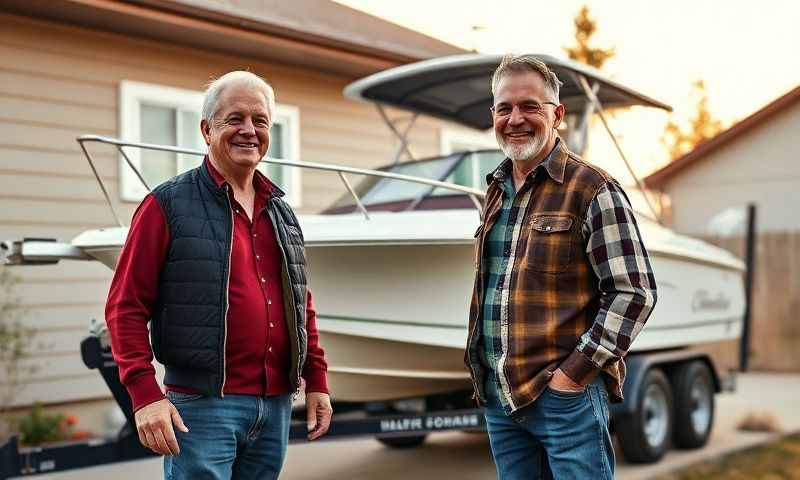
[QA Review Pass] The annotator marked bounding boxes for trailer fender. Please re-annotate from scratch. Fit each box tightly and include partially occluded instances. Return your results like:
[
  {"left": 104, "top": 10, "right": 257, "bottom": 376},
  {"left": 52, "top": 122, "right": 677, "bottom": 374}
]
[{"left": 609, "top": 349, "right": 724, "bottom": 417}]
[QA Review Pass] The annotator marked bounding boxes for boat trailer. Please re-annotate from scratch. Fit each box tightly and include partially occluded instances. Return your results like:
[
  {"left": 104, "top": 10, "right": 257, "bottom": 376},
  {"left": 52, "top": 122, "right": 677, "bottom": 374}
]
[
  {"left": 0, "top": 324, "right": 486, "bottom": 478},
  {"left": 0, "top": 317, "right": 734, "bottom": 478}
]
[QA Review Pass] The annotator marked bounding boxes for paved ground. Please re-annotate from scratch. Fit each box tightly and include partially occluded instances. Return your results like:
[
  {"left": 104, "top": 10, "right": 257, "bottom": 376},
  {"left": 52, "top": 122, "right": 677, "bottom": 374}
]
[{"left": 18, "top": 373, "right": 800, "bottom": 479}]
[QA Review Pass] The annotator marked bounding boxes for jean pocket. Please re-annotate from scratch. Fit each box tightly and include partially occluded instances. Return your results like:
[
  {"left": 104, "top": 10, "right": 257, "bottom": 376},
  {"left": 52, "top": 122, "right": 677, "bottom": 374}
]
[
  {"left": 166, "top": 390, "right": 205, "bottom": 404},
  {"left": 545, "top": 385, "right": 586, "bottom": 399}
]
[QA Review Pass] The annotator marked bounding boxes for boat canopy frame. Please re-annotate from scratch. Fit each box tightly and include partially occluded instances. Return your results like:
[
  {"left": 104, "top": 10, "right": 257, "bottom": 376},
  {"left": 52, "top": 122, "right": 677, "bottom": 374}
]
[
  {"left": 346, "top": 53, "right": 670, "bottom": 222},
  {"left": 344, "top": 53, "right": 672, "bottom": 129},
  {"left": 76, "top": 135, "right": 486, "bottom": 227}
]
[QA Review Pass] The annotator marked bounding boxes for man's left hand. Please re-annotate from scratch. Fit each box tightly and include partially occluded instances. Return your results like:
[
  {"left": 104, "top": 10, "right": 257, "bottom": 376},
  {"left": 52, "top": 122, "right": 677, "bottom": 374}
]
[
  {"left": 305, "top": 392, "right": 333, "bottom": 441},
  {"left": 549, "top": 368, "right": 585, "bottom": 393}
]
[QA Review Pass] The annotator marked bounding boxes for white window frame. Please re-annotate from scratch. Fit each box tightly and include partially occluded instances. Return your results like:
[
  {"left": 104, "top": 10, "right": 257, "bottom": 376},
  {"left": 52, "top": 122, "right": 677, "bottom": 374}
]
[
  {"left": 119, "top": 81, "right": 204, "bottom": 201},
  {"left": 263, "top": 104, "right": 302, "bottom": 207},
  {"left": 439, "top": 128, "right": 497, "bottom": 187},
  {"left": 119, "top": 80, "right": 302, "bottom": 206}
]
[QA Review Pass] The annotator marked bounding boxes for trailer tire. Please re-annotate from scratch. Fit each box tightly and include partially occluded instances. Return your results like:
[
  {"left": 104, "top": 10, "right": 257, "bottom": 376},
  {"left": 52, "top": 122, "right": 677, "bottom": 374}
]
[
  {"left": 617, "top": 368, "right": 673, "bottom": 463},
  {"left": 376, "top": 434, "right": 428, "bottom": 448},
  {"left": 672, "top": 361, "right": 715, "bottom": 449}
]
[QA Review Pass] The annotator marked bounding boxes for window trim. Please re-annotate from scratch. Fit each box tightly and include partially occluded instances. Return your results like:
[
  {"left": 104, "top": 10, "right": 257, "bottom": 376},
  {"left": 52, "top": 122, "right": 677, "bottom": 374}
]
[
  {"left": 119, "top": 81, "right": 204, "bottom": 201},
  {"left": 439, "top": 128, "right": 496, "bottom": 155},
  {"left": 439, "top": 128, "right": 497, "bottom": 188},
  {"left": 267, "top": 104, "right": 302, "bottom": 207},
  {"left": 118, "top": 80, "right": 302, "bottom": 207}
]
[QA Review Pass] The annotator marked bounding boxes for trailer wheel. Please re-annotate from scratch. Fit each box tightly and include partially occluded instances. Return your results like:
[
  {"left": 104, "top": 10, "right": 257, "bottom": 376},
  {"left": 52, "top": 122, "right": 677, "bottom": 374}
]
[
  {"left": 376, "top": 434, "right": 428, "bottom": 448},
  {"left": 617, "top": 368, "right": 673, "bottom": 463},
  {"left": 671, "top": 361, "right": 715, "bottom": 449}
]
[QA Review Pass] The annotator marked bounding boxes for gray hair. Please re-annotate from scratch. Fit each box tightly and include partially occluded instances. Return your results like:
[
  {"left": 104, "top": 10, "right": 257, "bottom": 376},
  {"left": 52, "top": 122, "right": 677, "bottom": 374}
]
[
  {"left": 491, "top": 54, "right": 562, "bottom": 103},
  {"left": 201, "top": 71, "right": 276, "bottom": 125}
]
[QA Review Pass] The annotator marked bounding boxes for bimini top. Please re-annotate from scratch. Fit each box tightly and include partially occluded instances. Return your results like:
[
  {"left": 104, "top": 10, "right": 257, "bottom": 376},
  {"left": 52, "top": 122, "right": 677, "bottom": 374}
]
[{"left": 344, "top": 53, "right": 672, "bottom": 130}]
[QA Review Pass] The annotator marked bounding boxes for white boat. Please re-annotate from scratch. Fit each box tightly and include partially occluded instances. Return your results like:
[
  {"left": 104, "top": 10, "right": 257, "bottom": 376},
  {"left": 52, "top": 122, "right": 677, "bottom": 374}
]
[
  {"left": 2, "top": 54, "right": 745, "bottom": 403},
  {"left": 308, "top": 54, "right": 744, "bottom": 401}
]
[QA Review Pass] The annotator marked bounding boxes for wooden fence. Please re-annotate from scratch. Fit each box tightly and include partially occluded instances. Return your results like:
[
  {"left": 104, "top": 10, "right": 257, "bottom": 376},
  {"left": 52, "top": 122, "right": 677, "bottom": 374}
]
[{"left": 699, "top": 232, "right": 800, "bottom": 372}]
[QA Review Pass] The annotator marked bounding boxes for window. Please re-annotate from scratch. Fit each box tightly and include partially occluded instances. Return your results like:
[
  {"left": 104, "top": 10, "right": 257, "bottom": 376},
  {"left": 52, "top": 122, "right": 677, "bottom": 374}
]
[
  {"left": 260, "top": 104, "right": 301, "bottom": 206},
  {"left": 119, "top": 81, "right": 301, "bottom": 206},
  {"left": 439, "top": 129, "right": 499, "bottom": 189}
]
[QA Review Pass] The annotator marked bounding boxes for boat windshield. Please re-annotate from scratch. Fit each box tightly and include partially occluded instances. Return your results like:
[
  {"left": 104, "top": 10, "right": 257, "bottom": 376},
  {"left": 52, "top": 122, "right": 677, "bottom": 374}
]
[{"left": 324, "top": 149, "right": 505, "bottom": 213}]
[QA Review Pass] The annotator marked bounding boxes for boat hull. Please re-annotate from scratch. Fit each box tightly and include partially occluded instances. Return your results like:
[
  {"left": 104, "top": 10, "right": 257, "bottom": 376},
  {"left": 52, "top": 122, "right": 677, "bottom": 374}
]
[
  {"left": 307, "top": 238, "right": 745, "bottom": 401},
  {"left": 57, "top": 212, "right": 745, "bottom": 403},
  {"left": 319, "top": 326, "right": 470, "bottom": 401}
]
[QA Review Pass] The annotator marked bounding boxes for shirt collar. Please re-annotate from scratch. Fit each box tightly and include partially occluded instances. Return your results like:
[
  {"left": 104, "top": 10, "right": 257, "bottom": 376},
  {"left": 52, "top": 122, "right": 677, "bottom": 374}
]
[
  {"left": 204, "top": 155, "right": 226, "bottom": 188},
  {"left": 203, "top": 156, "right": 283, "bottom": 198},
  {"left": 488, "top": 137, "right": 567, "bottom": 186}
]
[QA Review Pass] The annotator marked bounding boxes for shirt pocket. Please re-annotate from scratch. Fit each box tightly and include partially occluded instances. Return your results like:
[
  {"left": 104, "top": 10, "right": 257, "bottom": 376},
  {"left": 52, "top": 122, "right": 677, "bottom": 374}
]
[{"left": 525, "top": 214, "right": 575, "bottom": 273}]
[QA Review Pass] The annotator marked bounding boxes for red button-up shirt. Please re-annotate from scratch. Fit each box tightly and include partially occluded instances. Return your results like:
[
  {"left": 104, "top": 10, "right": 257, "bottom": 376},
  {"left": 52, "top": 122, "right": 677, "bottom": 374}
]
[{"left": 106, "top": 158, "right": 328, "bottom": 411}]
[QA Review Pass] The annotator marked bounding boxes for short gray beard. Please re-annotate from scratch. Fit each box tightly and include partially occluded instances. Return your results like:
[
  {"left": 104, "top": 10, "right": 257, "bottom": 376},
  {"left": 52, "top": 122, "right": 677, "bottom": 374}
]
[{"left": 496, "top": 131, "right": 548, "bottom": 162}]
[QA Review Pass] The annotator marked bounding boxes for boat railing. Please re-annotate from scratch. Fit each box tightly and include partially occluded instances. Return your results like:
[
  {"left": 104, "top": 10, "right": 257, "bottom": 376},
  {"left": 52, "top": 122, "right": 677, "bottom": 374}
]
[{"left": 76, "top": 135, "right": 486, "bottom": 227}]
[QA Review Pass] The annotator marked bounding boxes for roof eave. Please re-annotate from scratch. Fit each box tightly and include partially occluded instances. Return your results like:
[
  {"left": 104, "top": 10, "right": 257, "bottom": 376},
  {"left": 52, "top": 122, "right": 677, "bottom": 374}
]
[
  {"left": 129, "top": 0, "right": 465, "bottom": 62},
  {"left": 0, "top": 0, "right": 464, "bottom": 77},
  {"left": 644, "top": 84, "right": 800, "bottom": 189}
]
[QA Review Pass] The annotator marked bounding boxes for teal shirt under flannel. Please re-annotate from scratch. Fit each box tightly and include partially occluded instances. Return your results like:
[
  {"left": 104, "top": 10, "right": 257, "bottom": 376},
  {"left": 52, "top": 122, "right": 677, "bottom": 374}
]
[{"left": 480, "top": 172, "right": 517, "bottom": 400}]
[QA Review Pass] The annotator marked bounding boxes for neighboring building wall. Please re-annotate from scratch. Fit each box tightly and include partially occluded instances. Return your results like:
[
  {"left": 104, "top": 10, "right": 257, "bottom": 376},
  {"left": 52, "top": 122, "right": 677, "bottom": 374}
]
[
  {"left": 0, "top": 13, "right": 478, "bottom": 405},
  {"left": 660, "top": 101, "right": 800, "bottom": 235},
  {"left": 657, "top": 100, "right": 800, "bottom": 373}
]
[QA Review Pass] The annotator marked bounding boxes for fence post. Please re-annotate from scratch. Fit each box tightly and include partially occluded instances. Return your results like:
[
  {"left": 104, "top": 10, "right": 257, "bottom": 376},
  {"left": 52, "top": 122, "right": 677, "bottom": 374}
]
[{"left": 740, "top": 203, "right": 757, "bottom": 372}]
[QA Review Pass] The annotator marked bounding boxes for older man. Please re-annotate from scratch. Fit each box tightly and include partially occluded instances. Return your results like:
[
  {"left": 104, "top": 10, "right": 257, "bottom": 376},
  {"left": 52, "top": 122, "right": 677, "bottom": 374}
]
[
  {"left": 105, "top": 71, "right": 331, "bottom": 479},
  {"left": 465, "top": 55, "right": 657, "bottom": 479}
]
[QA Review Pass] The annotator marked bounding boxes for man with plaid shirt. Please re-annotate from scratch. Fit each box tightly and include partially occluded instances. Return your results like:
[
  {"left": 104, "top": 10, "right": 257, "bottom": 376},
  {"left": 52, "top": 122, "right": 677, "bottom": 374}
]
[{"left": 466, "top": 55, "right": 657, "bottom": 479}]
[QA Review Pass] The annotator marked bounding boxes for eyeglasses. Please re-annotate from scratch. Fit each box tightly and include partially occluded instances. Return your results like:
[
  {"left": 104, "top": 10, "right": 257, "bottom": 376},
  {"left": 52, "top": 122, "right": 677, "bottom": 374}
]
[{"left": 490, "top": 101, "right": 558, "bottom": 117}]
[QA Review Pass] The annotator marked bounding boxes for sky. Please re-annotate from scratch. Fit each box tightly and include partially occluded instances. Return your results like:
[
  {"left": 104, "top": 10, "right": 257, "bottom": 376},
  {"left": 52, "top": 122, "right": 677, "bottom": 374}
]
[{"left": 334, "top": 0, "right": 800, "bottom": 183}]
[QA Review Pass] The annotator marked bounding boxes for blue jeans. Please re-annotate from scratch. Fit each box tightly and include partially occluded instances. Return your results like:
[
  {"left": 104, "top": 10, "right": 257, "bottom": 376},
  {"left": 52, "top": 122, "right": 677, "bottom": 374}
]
[
  {"left": 483, "top": 378, "right": 614, "bottom": 480},
  {"left": 164, "top": 392, "right": 292, "bottom": 480}
]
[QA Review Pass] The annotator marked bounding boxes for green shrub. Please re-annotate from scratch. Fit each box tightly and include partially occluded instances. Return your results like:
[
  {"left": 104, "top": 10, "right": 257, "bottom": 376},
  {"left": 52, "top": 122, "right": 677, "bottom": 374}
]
[
  {"left": 16, "top": 403, "right": 71, "bottom": 446},
  {"left": 0, "top": 267, "right": 35, "bottom": 439}
]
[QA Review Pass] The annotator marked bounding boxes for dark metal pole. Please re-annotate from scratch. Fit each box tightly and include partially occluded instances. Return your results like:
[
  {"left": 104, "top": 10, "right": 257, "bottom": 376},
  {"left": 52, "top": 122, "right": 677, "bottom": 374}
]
[{"left": 740, "top": 203, "right": 757, "bottom": 372}]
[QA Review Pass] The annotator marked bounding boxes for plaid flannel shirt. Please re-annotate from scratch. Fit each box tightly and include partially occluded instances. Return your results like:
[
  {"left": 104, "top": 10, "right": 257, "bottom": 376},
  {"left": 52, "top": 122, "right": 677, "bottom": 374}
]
[{"left": 466, "top": 140, "right": 657, "bottom": 414}]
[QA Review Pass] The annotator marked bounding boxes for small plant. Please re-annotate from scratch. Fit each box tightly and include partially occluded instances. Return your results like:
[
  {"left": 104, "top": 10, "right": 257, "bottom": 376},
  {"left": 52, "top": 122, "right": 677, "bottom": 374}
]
[
  {"left": 15, "top": 403, "right": 76, "bottom": 446},
  {"left": 0, "top": 267, "right": 36, "bottom": 440}
]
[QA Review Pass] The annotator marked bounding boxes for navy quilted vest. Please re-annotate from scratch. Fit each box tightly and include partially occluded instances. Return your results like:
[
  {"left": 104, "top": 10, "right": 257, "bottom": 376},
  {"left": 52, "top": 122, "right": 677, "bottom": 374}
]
[{"left": 150, "top": 163, "right": 308, "bottom": 396}]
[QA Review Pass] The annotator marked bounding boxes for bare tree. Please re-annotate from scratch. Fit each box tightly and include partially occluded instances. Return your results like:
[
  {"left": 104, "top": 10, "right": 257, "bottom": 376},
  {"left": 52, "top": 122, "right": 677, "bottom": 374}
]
[
  {"left": 662, "top": 80, "right": 724, "bottom": 159},
  {"left": 564, "top": 5, "right": 615, "bottom": 70}
]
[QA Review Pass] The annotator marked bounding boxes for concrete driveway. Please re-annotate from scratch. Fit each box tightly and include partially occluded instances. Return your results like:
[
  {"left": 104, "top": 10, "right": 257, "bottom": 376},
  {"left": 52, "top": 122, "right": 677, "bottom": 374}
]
[{"left": 19, "top": 373, "right": 800, "bottom": 479}]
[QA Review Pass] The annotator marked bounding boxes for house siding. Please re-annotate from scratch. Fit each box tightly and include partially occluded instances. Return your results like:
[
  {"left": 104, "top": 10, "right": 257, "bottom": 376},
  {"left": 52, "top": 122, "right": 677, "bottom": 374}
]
[
  {"left": 0, "top": 13, "right": 480, "bottom": 405},
  {"left": 661, "top": 101, "right": 800, "bottom": 235}
]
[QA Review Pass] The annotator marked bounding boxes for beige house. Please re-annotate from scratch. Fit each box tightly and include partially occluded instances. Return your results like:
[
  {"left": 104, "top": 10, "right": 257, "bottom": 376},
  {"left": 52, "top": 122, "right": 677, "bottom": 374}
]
[
  {"left": 0, "top": 0, "right": 496, "bottom": 408},
  {"left": 644, "top": 85, "right": 800, "bottom": 372},
  {"left": 644, "top": 85, "right": 800, "bottom": 235}
]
